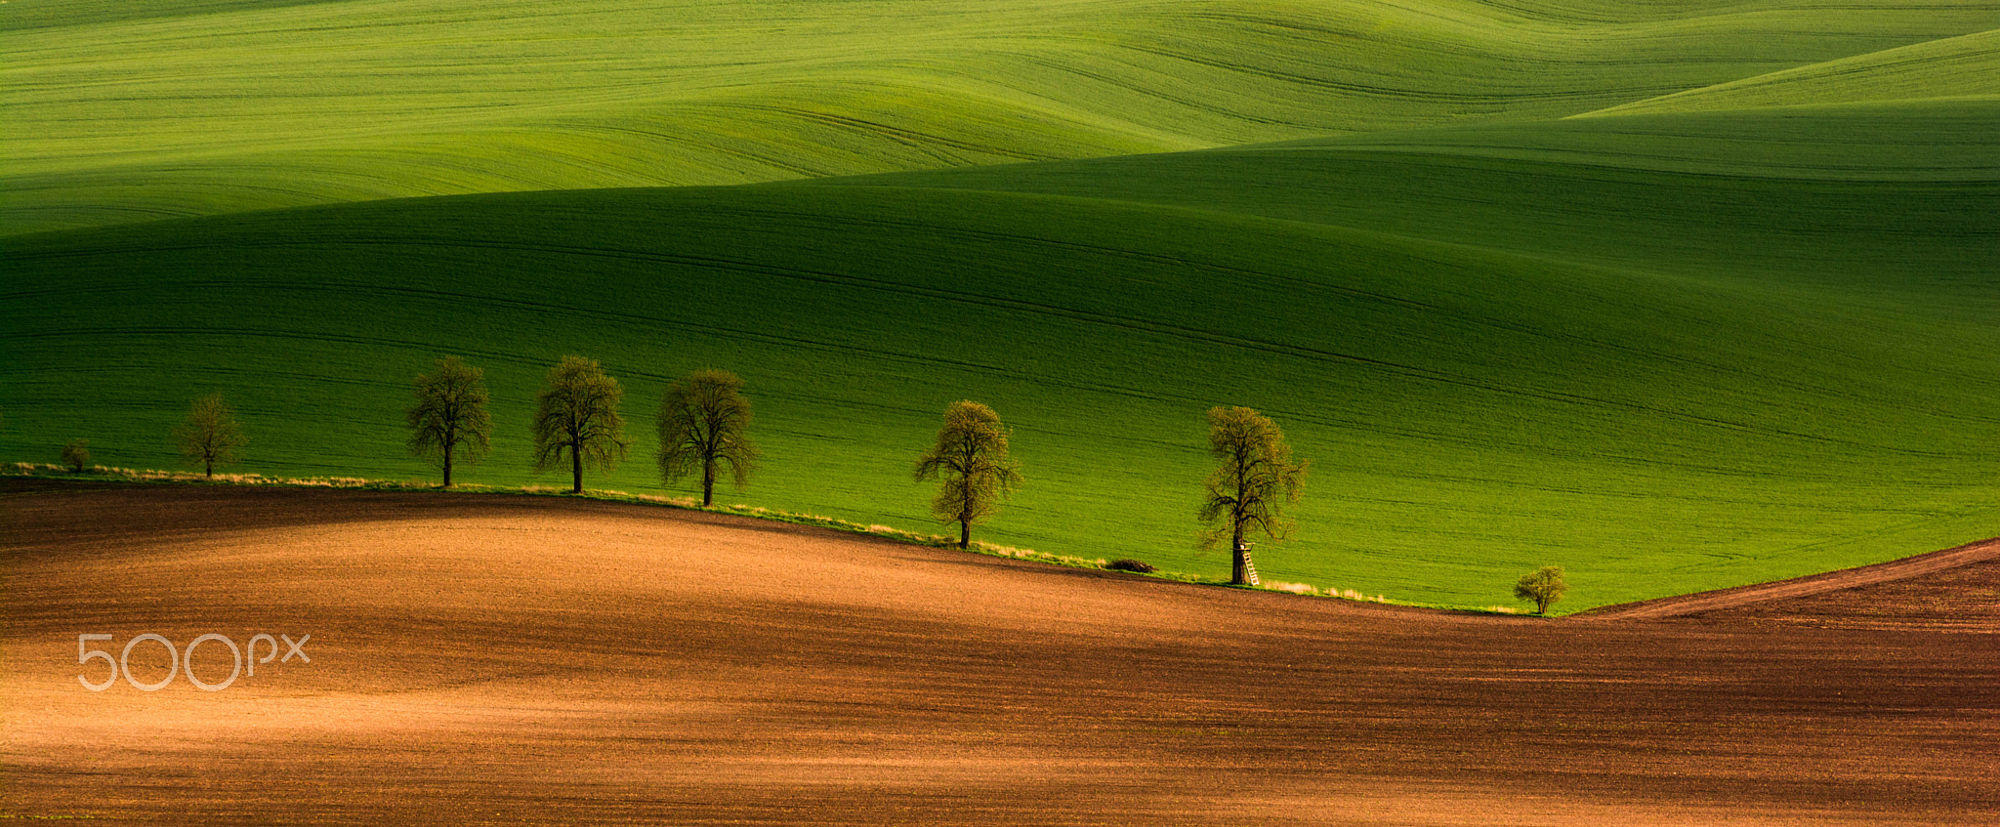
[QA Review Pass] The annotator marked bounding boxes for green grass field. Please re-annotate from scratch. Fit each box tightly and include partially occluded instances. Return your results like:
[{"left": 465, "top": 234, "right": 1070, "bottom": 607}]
[
  {"left": 7, "top": 0, "right": 1997, "bottom": 233},
  {"left": 2, "top": 0, "right": 1996, "bottom": 611}
]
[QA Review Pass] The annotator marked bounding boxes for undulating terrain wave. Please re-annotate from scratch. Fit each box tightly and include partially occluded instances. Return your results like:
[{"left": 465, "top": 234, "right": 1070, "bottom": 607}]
[
  {"left": 5, "top": 483, "right": 1996, "bottom": 821},
  {"left": 2, "top": 0, "right": 1995, "bottom": 610},
  {"left": 4, "top": 0, "right": 1996, "bottom": 231}
]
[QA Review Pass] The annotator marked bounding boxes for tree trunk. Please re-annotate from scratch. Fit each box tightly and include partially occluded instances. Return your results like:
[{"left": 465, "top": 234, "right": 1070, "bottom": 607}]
[
  {"left": 442, "top": 448, "right": 453, "bottom": 488},
  {"left": 701, "top": 459, "right": 715, "bottom": 507},
  {"left": 571, "top": 438, "right": 583, "bottom": 494},
  {"left": 1230, "top": 519, "right": 1248, "bottom": 585},
  {"left": 958, "top": 519, "right": 970, "bottom": 549},
  {"left": 205, "top": 456, "right": 213, "bottom": 479}
]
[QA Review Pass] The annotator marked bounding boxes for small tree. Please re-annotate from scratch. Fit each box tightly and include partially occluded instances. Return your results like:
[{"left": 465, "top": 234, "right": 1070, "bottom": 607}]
[
  {"left": 1514, "top": 566, "right": 1568, "bottom": 614},
  {"left": 531, "top": 356, "right": 627, "bottom": 494},
  {"left": 407, "top": 356, "right": 493, "bottom": 487},
  {"left": 61, "top": 439, "right": 91, "bottom": 473},
  {"left": 914, "top": 401, "right": 1021, "bottom": 549},
  {"left": 657, "top": 369, "right": 757, "bottom": 507},
  {"left": 1199, "top": 406, "right": 1306, "bottom": 586},
  {"left": 174, "top": 393, "right": 246, "bottom": 478}
]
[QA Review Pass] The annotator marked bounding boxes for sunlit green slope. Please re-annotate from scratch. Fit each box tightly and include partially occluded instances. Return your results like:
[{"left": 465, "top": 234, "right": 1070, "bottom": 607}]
[
  {"left": 1585, "top": 27, "right": 2000, "bottom": 116},
  {"left": 833, "top": 101, "right": 2000, "bottom": 296},
  {"left": 5, "top": 0, "right": 1997, "bottom": 233},
  {"left": 4, "top": 105, "right": 1995, "bottom": 611}
]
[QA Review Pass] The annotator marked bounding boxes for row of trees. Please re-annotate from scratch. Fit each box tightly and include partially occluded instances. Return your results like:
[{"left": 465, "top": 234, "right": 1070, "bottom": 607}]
[
  {"left": 143, "top": 354, "right": 1560, "bottom": 608},
  {"left": 409, "top": 355, "right": 756, "bottom": 507},
  {"left": 407, "top": 355, "right": 1305, "bottom": 583}
]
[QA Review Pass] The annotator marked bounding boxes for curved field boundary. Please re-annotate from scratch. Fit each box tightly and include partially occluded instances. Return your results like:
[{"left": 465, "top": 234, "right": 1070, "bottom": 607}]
[
  {"left": 1584, "top": 536, "right": 2000, "bottom": 620},
  {"left": 8, "top": 482, "right": 2000, "bottom": 821}
]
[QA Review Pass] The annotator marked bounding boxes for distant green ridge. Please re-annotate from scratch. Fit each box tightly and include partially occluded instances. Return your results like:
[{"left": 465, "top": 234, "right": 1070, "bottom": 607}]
[{"left": 6, "top": 0, "right": 1998, "bottom": 233}]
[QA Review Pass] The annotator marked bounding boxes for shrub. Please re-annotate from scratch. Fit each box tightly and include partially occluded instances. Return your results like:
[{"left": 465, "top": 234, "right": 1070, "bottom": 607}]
[
  {"left": 60, "top": 439, "right": 90, "bottom": 472},
  {"left": 1106, "top": 558, "right": 1156, "bottom": 573},
  {"left": 1514, "top": 565, "right": 1568, "bottom": 614}
]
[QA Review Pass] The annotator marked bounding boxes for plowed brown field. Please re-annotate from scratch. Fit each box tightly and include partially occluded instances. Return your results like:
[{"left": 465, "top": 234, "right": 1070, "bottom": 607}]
[{"left": 4, "top": 482, "right": 1996, "bottom": 824}]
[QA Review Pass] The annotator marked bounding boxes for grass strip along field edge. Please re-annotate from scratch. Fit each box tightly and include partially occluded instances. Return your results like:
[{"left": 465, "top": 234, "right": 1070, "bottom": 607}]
[
  {"left": 24, "top": 463, "right": 1995, "bottom": 620},
  {"left": 3, "top": 463, "right": 1528, "bottom": 615}
]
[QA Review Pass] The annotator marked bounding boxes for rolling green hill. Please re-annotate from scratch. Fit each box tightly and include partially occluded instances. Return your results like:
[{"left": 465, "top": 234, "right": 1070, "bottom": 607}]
[
  {"left": 832, "top": 101, "right": 2000, "bottom": 295},
  {"left": 2, "top": 0, "right": 1995, "bottom": 611},
  {"left": 1584, "top": 27, "right": 2000, "bottom": 116},
  {"left": 5, "top": 0, "right": 1997, "bottom": 234},
  {"left": 4, "top": 102, "right": 1995, "bottom": 611}
]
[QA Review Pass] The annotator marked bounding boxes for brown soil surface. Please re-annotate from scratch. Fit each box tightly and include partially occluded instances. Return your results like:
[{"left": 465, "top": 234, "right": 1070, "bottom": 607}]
[
  {"left": 4, "top": 482, "right": 1997, "bottom": 824},
  {"left": 1585, "top": 537, "right": 2000, "bottom": 625}
]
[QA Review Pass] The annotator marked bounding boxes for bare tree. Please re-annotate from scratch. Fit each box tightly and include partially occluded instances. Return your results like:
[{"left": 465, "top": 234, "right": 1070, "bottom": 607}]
[
  {"left": 175, "top": 393, "right": 246, "bottom": 478},
  {"left": 914, "top": 401, "right": 1021, "bottom": 549},
  {"left": 531, "top": 356, "right": 627, "bottom": 494},
  {"left": 658, "top": 369, "right": 757, "bottom": 507},
  {"left": 407, "top": 356, "right": 492, "bottom": 487},
  {"left": 61, "top": 439, "right": 90, "bottom": 473},
  {"left": 1514, "top": 566, "right": 1568, "bottom": 614},
  {"left": 1199, "top": 406, "right": 1306, "bottom": 586}
]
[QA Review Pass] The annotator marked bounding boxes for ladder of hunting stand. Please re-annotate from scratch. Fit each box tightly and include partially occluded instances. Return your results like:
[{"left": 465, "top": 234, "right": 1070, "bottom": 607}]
[{"left": 1238, "top": 543, "right": 1260, "bottom": 586}]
